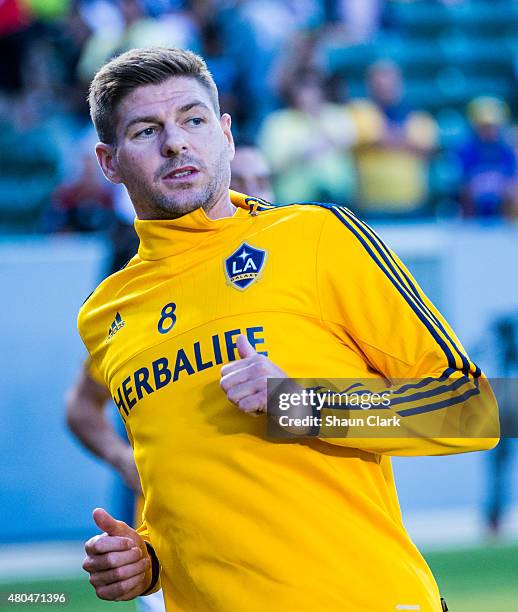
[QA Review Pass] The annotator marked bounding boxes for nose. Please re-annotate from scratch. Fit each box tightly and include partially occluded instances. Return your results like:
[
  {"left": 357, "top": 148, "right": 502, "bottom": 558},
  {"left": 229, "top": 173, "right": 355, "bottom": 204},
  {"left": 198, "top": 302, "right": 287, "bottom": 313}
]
[{"left": 160, "top": 124, "right": 188, "bottom": 157}]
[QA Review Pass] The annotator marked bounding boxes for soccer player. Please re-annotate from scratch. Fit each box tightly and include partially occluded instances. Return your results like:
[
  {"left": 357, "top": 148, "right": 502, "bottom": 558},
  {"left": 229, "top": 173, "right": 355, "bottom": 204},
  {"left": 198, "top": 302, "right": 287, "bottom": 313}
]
[{"left": 79, "top": 48, "right": 498, "bottom": 611}]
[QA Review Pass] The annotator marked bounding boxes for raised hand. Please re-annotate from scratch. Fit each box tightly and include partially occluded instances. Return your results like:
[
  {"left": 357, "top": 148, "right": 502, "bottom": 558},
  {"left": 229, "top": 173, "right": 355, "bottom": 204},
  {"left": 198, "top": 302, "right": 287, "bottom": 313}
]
[{"left": 220, "top": 335, "right": 287, "bottom": 414}]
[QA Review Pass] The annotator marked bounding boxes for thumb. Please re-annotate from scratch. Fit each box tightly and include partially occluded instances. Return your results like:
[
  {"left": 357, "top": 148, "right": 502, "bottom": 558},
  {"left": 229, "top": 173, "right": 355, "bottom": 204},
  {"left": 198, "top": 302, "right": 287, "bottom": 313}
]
[
  {"left": 237, "top": 334, "right": 256, "bottom": 359},
  {"left": 93, "top": 507, "right": 134, "bottom": 538}
]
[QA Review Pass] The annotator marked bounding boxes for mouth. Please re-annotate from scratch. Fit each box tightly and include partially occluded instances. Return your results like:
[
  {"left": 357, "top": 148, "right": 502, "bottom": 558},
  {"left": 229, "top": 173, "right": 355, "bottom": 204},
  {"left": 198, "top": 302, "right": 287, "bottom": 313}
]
[{"left": 162, "top": 166, "right": 199, "bottom": 181}]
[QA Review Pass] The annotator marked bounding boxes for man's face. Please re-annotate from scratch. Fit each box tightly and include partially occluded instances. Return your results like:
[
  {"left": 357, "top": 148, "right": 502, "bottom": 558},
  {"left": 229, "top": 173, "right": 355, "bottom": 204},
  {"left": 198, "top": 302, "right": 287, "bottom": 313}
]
[
  {"left": 368, "top": 65, "right": 402, "bottom": 107},
  {"left": 293, "top": 81, "right": 323, "bottom": 114},
  {"left": 230, "top": 147, "right": 273, "bottom": 202},
  {"left": 96, "top": 76, "right": 234, "bottom": 219}
]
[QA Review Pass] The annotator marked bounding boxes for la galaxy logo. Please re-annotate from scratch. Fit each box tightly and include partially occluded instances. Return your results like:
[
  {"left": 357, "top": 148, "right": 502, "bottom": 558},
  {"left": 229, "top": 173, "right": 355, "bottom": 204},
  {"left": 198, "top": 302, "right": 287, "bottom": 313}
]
[{"left": 224, "top": 242, "right": 267, "bottom": 290}]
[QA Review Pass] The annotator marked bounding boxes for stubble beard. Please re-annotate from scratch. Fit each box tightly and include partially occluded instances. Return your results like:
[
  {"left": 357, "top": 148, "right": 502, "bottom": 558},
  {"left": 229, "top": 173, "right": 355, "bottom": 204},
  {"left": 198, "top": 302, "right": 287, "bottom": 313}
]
[{"left": 126, "top": 150, "right": 231, "bottom": 220}]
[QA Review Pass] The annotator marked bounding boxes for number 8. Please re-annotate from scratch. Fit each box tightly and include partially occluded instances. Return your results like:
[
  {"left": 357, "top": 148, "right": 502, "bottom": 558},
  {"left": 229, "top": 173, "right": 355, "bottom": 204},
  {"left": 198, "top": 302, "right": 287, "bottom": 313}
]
[{"left": 158, "top": 302, "right": 177, "bottom": 334}]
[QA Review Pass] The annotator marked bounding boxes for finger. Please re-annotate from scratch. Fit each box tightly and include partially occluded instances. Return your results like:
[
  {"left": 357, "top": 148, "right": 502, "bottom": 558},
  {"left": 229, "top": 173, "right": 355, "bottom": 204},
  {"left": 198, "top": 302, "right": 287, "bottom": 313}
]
[
  {"left": 89, "top": 556, "right": 150, "bottom": 587},
  {"left": 226, "top": 379, "right": 265, "bottom": 405},
  {"left": 220, "top": 363, "right": 257, "bottom": 392},
  {"left": 220, "top": 355, "right": 257, "bottom": 376},
  {"left": 85, "top": 535, "right": 133, "bottom": 556},
  {"left": 93, "top": 508, "right": 133, "bottom": 537},
  {"left": 96, "top": 573, "right": 146, "bottom": 601},
  {"left": 237, "top": 334, "right": 256, "bottom": 359},
  {"left": 238, "top": 392, "right": 266, "bottom": 414},
  {"left": 114, "top": 578, "right": 153, "bottom": 602},
  {"left": 83, "top": 546, "right": 142, "bottom": 572},
  {"left": 221, "top": 351, "right": 270, "bottom": 377}
]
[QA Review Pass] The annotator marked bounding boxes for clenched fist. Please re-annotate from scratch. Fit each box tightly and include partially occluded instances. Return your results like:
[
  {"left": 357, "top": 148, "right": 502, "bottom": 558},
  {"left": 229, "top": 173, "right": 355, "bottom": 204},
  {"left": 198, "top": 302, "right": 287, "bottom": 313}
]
[
  {"left": 220, "top": 335, "right": 287, "bottom": 414},
  {"left": 83, "top": 508, "right": 154, "bottom": 601}
]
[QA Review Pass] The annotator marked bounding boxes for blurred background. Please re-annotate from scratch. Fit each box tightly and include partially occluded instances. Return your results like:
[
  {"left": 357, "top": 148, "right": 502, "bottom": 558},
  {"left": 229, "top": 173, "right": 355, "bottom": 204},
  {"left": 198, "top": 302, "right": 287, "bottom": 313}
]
[{"left": 1, "top": 0, "right": 518, "bottom": 610}]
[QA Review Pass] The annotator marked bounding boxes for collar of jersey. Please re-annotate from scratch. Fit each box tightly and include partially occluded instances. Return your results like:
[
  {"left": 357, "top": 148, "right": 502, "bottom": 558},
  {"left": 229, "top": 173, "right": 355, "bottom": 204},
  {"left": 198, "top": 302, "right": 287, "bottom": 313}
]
[{"left": 135, "top": 190, "right": 251, "bottom": 260}]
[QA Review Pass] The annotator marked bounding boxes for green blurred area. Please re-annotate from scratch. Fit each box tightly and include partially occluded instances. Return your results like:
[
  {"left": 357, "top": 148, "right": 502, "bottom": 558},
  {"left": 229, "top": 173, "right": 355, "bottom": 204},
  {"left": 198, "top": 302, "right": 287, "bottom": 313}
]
[
  {"left": 425, "top": 542, "right": 518, "bottom": 612},
  {"left": 1, "top": 543, "right": 517, "bottom": 611}
]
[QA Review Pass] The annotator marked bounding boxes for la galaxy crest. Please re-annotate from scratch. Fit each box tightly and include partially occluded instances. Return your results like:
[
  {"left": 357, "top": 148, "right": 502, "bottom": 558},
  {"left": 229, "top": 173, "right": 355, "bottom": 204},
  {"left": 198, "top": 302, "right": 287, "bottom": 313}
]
[{"left": 224, "top": 242, "right": 267, "bottom": 290}]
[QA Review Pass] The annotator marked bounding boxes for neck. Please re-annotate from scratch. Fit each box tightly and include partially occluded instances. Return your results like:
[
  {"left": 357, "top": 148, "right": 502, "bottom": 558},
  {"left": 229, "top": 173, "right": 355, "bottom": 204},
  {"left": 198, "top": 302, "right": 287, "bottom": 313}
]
[
  {"left": 203, "top": 190, "right": 235, "bottom": 220},
  {"left": 135, "top": 188, "right": 235, "bottom": 221}
]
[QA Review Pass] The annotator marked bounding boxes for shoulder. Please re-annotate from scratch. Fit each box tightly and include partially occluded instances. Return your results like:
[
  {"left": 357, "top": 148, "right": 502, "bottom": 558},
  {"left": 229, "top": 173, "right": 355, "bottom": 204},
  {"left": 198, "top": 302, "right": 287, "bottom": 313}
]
[
  {"left": 347, "top": 99, "right": 385, "bottom": 143},
  {"left": 253, "top": 199, "right": 350, "bottom": 216},
  {"left": 77, "top": 254, "right": 142, "bottom": 344},
  {"left": 258, "top": 201, "right": 394, "bottom": 280},
  {"left": 254, "top": 200, "right": 356, "bottom": 224},
  {"left": 252, "top": 200, "right": 364, "bottom": 249}
]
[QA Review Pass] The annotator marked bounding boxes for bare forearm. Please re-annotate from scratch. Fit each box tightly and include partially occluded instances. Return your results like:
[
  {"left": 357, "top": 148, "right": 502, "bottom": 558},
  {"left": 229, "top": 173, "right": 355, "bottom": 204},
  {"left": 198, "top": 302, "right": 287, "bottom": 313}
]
[{"left": 66, "top": 393, "right": 129, "bottom": 468}]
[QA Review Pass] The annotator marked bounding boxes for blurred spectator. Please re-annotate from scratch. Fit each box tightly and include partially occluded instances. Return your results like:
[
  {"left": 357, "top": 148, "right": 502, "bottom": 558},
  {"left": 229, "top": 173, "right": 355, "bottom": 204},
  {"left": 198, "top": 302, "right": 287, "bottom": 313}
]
[
  {"left": 231, "top": 143, "right": 274, "bottom": 202},
  {"left": 78, "top": 0, "right": 200, "bottom": 83},
  {"left": 456, "top": 96, "right": 517, "bottom": 219},
  {"left": 350, "top": 59, "right": 437, "bottom": 216},
  {"left": 272, "top": 29, "right": 323, "bottom": 105},
  {"left": 258, "top": 71, "right": 357, "bottom": 205},
  {"left": 200, "top": 19, "right": 239, "bottom": 125},
  {"left": 41, "top": 139, "right": 115, "bottom": 233},
  {"left": 51, "top": 1, "right": 94, "bottom": 120},
  {"left": 4, "top": 0, "right": 518, "bottom": 230},
  {"left": 0, "top": 0, "right": 30, "bottom": 36},
  {"left": 0, "top": 82, "right": 73, "bottom": 231},
  {"left": 211, "top": 0, "right": 277, "bottom": 137},
  {"left": 326, "top": 0, "right": 383, "bottom": 43},
  {"left": 0, "top": 0, "right": 32, "bottom": 92}
]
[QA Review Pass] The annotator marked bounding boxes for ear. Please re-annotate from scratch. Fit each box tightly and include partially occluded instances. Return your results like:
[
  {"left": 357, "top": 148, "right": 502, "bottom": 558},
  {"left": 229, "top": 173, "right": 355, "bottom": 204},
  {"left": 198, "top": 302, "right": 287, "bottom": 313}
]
[
  {"left": 220, "top": 113, "right": 235, "bottom": 161},
  {"left": 95, "top": 142, "right": 123, "bottom": 184}
]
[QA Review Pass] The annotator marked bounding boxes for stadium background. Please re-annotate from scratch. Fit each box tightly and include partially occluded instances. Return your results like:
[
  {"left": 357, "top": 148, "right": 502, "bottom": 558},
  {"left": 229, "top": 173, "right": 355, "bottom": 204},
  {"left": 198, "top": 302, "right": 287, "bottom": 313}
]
[{"left": 1, "top": 1, "right": 518, "bottom": 610}]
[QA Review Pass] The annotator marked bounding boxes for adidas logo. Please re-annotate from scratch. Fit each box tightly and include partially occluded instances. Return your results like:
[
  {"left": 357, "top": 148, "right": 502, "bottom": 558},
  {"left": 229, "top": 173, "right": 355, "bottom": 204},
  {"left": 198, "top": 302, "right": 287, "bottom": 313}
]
[{"left": 107, "top": 312, "right": 125, "bottom": 341}]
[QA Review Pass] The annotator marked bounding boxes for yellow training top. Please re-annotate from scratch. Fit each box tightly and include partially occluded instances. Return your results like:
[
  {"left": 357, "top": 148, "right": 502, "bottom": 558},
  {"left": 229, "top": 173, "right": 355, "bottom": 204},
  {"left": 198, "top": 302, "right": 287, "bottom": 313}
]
[
  {"left": 78, "top": 191, "right": 498, "bottom": 612},
  {"left": 84, "top": 357, "right": 145, "bottom": 529}
]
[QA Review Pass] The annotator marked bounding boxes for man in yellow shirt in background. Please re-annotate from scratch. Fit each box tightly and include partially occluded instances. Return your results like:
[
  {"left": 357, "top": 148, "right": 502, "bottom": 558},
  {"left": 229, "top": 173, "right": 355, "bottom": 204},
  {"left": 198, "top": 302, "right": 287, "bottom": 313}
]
[
  {"left": 350, "top": 59, "right": 438, "bottom": 216},
  {"left": 258, "top": 71, "right": 357, "bottom": 205},
  {"left": 79, "top": 47, "right": 498, "bottom": 611}
]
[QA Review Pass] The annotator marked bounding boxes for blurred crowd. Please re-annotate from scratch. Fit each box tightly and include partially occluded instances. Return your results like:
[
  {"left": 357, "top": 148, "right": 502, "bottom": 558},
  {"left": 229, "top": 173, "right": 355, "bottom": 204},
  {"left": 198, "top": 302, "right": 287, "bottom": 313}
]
[{"left": 2, "top": 0, "right": 518, "bottom": 234}]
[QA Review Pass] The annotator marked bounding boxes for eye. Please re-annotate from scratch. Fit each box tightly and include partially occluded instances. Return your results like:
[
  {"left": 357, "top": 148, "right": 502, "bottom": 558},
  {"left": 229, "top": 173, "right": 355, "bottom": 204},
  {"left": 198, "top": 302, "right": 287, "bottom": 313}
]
[
  {"left": 135, "top": 126, "right": 157, "bottom": 138},
  {"left": 187, "top": 117, "right": 205, "bottom": 126}
]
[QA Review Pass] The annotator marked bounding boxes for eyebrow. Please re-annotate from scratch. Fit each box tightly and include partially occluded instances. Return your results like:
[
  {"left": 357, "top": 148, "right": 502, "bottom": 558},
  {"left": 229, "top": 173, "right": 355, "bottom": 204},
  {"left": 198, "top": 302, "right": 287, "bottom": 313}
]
[
  {"left": 124, "top": 101, "right": 211, "bottom": 134},
  {"left": 177, "top": 100, "right": 211, "bottom": 114},
  {"left": 124, "top": 116, "right": 160, "bottom": 134}
]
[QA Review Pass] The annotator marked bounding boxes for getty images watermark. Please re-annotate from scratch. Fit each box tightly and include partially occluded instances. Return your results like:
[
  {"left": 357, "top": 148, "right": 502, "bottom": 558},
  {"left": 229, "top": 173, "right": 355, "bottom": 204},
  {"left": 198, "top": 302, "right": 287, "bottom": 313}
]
[
  {"left": 276, "top": 387, "right": 398, "bottom": 428},
  {"left": 266, "top": 377, "right": 502, "bottom": 439}
]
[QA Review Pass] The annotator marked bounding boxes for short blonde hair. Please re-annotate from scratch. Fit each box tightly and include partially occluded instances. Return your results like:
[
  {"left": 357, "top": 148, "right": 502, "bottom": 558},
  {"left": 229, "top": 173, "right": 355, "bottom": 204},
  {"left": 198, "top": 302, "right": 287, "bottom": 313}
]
[{"left": 89, "top": 47, "right": 220, "bottom": 144}]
